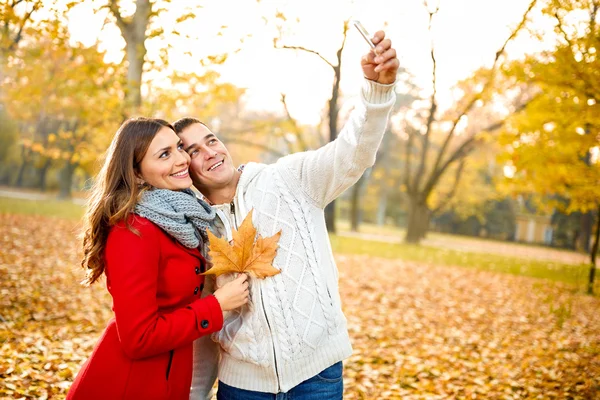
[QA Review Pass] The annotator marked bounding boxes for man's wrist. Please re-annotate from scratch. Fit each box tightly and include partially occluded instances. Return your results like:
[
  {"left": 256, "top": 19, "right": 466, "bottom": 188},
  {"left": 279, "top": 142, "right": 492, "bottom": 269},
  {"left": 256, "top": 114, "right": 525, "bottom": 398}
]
[{"left": 362, "top": 78, "right": 395, "bottom": 104}]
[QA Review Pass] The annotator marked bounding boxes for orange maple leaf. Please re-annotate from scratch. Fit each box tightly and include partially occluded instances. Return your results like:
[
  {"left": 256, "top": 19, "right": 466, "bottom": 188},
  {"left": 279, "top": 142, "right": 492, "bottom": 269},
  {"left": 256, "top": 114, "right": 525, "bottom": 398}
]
[{"left": 204, "top": 209, "right": 282, "bottom": 279}]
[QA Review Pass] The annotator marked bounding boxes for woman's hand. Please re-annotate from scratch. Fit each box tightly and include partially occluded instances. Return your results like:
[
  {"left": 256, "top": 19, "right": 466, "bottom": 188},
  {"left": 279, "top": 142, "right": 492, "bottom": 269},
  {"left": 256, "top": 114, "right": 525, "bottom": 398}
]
[{"left": 213, "top": 273, "right": 249, "bottom": 311}]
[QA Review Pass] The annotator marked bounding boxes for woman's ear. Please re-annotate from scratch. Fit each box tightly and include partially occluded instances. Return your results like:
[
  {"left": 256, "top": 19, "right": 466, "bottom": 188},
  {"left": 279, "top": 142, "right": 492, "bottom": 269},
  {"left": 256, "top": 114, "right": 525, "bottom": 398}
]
[{"left": 134, "top": 170, "right": 146, "bottom": 186}]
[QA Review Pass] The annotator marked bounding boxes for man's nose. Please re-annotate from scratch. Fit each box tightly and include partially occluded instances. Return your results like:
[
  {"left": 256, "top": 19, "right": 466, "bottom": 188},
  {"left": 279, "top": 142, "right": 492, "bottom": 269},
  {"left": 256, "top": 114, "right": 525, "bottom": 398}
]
[{"left": 204, "top": 148, "right": 217, "bottom": 159}]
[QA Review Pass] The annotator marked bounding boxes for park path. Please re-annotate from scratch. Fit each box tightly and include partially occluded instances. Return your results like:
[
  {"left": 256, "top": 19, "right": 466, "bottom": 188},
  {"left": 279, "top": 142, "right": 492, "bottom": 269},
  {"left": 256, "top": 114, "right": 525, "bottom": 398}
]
[
  {"left": 0, "top": 188, "right": 86, "bottom": 205},
  {"left": 338, "top": 231, "right": 589, "bottom": 265}
]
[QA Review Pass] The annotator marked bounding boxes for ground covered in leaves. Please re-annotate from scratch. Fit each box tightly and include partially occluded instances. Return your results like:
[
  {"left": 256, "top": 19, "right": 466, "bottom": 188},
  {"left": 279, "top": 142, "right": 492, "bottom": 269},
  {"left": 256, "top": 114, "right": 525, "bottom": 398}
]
[{"left": 0, "top": 214, "right": 598, "bottom": 399}]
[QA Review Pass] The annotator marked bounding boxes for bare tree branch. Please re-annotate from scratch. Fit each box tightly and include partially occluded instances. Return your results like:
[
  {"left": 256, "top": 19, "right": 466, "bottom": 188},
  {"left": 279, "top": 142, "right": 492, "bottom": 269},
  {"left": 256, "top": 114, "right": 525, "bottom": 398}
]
[
  {"left": 422, "top": 97, "right": 532, "bottom": 197},
  {"left": 428, "top": 0, "right": 538, "bottom": 182},
  {"left": 6, "top": 0, "right": 41, "bottom": 52},
  {"left": 280, "top": 93, "right": 309, "bottom": 151},
  {"left": 107, "top": 0, "right": 129, "bottom": 33},
  {"left": 431, "top": 159, "right": 465, "bottom": 216},
  {"left": 280, "top": 45, "right": 335, "bottom": 70},
  {"left": 412, "top": 2, "right": 440, "bottom": 193}
]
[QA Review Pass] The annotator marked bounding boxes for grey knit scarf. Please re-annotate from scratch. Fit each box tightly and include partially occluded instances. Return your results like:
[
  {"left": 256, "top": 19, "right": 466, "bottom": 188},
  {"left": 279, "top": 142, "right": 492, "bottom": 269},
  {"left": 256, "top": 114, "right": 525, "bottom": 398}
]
[{"left": 134, "top": 188, "right": 216, "bottom": 248}]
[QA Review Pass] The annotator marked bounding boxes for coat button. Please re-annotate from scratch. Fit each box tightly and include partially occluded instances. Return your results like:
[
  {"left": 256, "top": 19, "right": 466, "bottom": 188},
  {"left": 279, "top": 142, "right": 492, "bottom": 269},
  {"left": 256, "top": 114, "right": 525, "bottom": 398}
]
[
  {"left": 195, "top": 267, "right": 200, "bottom": 275},
  {"left": 201, "top": 320, "right": 209, "bottom": 329},
  {"left": 194, "top": 287, "right": 199, "bottom": 295},
  {"left": 200, "top": 283, "right": 204, "bottom": 291}
]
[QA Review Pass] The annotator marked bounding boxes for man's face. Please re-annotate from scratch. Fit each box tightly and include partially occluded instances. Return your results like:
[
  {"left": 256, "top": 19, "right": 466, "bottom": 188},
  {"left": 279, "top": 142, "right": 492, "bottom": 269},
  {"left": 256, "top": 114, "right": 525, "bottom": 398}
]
[{"left": 178, "top": 123, "right": 237, "bottom": 192}]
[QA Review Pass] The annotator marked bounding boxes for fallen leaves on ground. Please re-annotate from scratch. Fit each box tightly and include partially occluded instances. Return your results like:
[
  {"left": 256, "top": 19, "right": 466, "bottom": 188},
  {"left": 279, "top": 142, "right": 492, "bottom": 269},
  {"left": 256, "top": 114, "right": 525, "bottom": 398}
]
[{"left": 0, "top": 214, "right": 598, "bottom": 399}]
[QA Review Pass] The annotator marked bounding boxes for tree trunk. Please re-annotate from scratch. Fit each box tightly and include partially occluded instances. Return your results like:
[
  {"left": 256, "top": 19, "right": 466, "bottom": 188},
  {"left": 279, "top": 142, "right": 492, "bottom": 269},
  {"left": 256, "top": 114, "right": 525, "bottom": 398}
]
[
  {"left": 110, "top": 0, "right": 151, "bottom": 112},
  {"left": 58, "top": 162, "right": 77, "bottom": 199},
  {"left": 126, "top": 39, "right": 145, "bottom": 109},
  {"left": 405, "top": 194, "right": 430, "bottom": 244},
  {"left": 15, "top": 146, "right": 31, "bottom": 187},
  {"left": 376, "top": 191, "right": 388, "bottom": 226},
  {"left": 588, "top": 206, "right": 600, "bottom": 295},
  {"left": 350, "top": 169, "right": 371, "bottom": 232},
  {"left": 325, "top": 203, "right": 336, "bottom": 233},
  {"left": 325, "top": 65, "right": 342, "bottom": 233},
  {"left": 37, "top": 158, "right": 52, "bottom": 192},
  {"left": 580, "top": 211, "right": 593, "bottom": 253}
]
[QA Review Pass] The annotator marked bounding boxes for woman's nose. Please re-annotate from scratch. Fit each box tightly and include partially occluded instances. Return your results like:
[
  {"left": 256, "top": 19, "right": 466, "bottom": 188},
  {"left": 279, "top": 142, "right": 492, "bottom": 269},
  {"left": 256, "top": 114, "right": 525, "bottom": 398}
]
[{"left": 176, "top": 149, "right": 190, "bottom": 165}]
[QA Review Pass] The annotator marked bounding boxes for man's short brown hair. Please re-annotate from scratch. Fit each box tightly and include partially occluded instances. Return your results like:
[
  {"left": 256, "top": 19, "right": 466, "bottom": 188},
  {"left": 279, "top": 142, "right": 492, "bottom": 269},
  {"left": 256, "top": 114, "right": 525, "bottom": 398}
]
[{"left": 172, "top": 117, "right": 206, "bottom": 134}]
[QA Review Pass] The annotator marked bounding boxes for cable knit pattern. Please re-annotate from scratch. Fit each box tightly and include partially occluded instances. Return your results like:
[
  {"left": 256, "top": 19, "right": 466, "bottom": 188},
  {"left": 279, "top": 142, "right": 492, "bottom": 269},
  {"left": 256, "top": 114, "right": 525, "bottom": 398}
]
[
  {"left": 273, "top": 174, "right": 336, "bottom": 337},
  {"left": 135, "top": 188, "right": 215, "bottom": 248},
  {"left": 191, "top": 78, "right": 396, "bottom": 396},
  {"left": 253, "top": 184, "right": 304, "bottom": 361}
]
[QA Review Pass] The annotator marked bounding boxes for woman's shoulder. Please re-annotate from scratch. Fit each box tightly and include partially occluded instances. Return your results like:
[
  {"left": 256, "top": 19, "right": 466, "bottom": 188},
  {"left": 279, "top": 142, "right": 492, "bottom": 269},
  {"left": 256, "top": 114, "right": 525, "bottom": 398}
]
[{"left": 110, "top": 215, "right": 161, "bottom": 238}]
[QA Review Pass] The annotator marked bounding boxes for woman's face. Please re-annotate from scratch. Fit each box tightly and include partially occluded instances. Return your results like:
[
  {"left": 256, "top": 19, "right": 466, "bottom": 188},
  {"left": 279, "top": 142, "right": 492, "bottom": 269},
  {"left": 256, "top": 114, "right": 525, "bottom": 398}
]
[{"left": 138, "top": 127, "right": 193, "bottom": 190}]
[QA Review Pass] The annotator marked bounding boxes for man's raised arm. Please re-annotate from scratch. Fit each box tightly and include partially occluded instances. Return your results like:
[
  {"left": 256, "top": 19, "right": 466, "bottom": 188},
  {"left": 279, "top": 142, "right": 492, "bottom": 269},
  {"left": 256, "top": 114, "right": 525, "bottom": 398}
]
[{"left": 277, "top": 30, "right": 399, "bottom": 208}]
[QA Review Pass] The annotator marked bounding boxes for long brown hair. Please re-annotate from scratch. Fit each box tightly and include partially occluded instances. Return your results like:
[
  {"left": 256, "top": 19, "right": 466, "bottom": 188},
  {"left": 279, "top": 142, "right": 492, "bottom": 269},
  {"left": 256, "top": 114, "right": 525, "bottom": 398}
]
[{"left": 81, "top": 117, "right": 174, "bottom": 285}]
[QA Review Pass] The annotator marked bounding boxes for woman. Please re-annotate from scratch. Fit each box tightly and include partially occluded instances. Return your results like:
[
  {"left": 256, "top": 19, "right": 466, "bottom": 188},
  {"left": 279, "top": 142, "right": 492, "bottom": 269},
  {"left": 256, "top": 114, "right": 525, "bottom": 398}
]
[{"left": 67, "top": 118, "right": 249, "bottom": 400}]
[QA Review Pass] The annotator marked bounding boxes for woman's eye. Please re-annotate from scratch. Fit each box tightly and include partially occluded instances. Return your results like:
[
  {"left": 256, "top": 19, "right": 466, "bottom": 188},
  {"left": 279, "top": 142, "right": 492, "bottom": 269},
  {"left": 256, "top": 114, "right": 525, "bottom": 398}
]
[
  {"left": 159, "top": 151, "right": 169, "bottom": 159},
  {"left": 177, "top": 143, "right": 184, "bottom": 151}
]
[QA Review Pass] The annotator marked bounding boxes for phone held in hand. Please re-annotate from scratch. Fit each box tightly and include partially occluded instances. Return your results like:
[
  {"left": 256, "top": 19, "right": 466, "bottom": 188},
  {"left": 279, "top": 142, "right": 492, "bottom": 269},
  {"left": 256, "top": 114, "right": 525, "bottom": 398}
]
[{"left": 352, "top": 20, "right": 376, "bottom": 49}]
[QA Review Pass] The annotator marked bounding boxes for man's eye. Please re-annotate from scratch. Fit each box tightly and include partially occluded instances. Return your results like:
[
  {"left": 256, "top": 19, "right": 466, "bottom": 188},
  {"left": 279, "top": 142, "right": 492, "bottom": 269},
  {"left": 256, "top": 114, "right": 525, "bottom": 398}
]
[
  {"left": 208, "top": 139, "right": 217, "bottom": 145},
  {"left": 189, "top": 149, "right": 198, "bottom": 157}
]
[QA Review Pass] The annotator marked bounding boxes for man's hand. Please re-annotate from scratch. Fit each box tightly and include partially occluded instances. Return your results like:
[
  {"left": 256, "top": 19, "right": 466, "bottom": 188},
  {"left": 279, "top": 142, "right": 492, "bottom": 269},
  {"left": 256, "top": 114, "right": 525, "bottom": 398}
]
[{"left": 361, "top": 31, "right": 398, "bottom": 85}]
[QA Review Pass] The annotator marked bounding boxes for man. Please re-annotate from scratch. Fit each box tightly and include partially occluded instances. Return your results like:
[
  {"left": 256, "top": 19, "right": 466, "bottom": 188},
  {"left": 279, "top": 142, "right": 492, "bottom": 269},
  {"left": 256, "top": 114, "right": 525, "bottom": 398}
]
[{"left": 174, "top": 30, "right": 398, "bottom": 399}]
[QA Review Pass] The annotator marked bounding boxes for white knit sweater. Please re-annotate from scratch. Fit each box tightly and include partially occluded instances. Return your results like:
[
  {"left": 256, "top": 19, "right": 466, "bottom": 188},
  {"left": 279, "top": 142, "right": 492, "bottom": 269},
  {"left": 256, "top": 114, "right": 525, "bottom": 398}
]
[{"left": 190, "top": 79, "right": 396, "bottom": 397}]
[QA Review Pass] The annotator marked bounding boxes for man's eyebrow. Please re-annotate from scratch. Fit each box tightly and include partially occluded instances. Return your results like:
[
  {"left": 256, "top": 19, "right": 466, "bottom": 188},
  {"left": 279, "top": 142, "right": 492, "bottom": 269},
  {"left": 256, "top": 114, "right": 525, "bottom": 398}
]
[
  {"left": 184, "top": 133, "right": 216, "bottom": 152},
  {"left": 184, "top": 143, "right": 197, "bottom": 153}
]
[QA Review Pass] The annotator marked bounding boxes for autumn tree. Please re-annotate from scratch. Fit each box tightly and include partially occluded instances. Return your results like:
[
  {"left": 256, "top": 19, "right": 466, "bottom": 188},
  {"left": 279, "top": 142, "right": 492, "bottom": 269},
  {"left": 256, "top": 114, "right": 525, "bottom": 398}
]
[
  {"left": 272, "top": 13, "right": 351, "bottom": 233},
  {"left": 3, "top": 17, "right": 125, "bottom": 197},
  {"left": 348, "top": 66, "right": 420, "bottom": 231},
  {"left": 0, "top": 0, "right": 47, "bottom": 184},
  {"left": 499, "top": 0, "right": 600, "bottom": 293},
  {"left": 400, "top": 0, "right": 538, "bottom": 243},
  {"left": 83, "top": 0, "right": 233, "bottom": 114}
]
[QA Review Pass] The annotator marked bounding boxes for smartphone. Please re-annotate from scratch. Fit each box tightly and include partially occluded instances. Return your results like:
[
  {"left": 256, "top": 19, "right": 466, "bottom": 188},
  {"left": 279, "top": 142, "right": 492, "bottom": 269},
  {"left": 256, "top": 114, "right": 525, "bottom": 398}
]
[{"left": 352, "top": 20, "right": 376, "bottom": 49}]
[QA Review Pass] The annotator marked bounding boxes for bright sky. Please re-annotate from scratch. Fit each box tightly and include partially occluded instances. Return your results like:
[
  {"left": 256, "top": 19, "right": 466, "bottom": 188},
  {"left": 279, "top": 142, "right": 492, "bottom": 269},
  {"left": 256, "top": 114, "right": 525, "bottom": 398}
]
[{"left": 67, "top": 0, "right": 553, "bottom": 125}]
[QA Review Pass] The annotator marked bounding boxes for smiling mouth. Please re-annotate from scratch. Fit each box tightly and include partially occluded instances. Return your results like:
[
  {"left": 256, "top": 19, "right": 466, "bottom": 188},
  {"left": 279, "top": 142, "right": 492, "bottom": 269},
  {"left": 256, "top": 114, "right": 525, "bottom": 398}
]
[
  {"left": 170, "top": 170, "right": 189, "bottom": 178},
  {"left": 208, "top": 161, "right": 224, "bottom": 172}
]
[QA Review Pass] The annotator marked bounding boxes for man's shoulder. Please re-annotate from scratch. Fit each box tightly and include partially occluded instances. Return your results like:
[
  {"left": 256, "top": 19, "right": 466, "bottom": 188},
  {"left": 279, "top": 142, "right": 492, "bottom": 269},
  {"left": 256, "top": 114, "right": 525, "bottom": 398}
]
[{"left": 237, "top": 162, "right": 270, "bottom": 186}]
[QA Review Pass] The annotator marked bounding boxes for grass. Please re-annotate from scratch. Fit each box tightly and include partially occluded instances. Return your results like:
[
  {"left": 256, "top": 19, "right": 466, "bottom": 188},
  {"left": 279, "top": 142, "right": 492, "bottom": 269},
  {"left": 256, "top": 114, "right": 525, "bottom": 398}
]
[
  {"left": 0, "top": 195, "right": 595, "bottom": 292},
  {"left": 329, "top": 234, "right": 595, "bottom": 291},
  {"left": 0, "top": 196, "right": 84, "bottom": 221}
]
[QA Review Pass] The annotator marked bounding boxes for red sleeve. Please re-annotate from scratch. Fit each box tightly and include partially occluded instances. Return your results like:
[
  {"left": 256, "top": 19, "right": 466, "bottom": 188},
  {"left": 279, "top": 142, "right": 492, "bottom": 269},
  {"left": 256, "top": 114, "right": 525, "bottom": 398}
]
[{"left": 105, "top": 219, "right": 224, "bottom": 360}]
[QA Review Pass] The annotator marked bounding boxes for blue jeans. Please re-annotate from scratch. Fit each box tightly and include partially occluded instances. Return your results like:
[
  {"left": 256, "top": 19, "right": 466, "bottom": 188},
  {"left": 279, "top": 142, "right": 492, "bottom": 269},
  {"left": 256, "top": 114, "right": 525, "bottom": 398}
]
[{"left": 216, "top": 361, "right": 343, "bottom": 400}]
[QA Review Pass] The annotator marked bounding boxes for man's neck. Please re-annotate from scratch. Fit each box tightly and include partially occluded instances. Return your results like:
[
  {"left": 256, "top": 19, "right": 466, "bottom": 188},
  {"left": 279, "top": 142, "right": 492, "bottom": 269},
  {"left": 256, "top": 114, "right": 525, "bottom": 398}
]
[{"left": 199, "top": 170, "right": 241, "bottom": 205}]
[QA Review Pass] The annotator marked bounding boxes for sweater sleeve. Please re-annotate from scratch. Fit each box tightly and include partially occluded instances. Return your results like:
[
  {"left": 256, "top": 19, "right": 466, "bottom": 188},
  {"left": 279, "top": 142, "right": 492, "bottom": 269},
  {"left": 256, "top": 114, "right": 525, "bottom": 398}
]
[
  {"left": 105, "top": 220, "right": 224, "bottom": 360},
  {"left": 276, "top": 79, "right": 396, "bottom": 208},
  {"left": 189, "top": 334, "right": 219, "bottom": 400}
]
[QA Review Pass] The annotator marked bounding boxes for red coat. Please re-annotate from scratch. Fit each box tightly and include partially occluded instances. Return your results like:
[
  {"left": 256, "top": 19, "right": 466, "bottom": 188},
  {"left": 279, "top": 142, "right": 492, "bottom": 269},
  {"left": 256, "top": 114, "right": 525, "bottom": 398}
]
[{"left": 67, "top": 216, "right": 223, "bottom": 400}]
